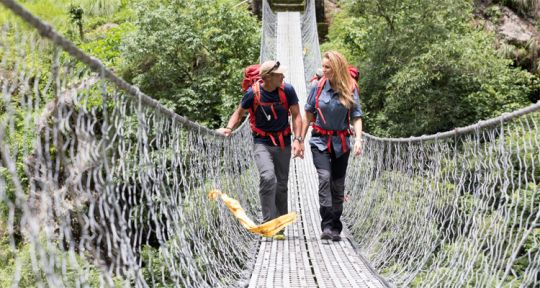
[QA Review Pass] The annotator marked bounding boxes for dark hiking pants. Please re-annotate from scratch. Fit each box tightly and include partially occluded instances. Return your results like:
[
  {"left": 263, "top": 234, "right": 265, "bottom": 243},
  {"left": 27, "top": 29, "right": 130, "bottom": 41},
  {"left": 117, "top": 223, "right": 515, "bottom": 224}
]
[{"left": 311, "top": 146, "right": 350, "bottom": 233}]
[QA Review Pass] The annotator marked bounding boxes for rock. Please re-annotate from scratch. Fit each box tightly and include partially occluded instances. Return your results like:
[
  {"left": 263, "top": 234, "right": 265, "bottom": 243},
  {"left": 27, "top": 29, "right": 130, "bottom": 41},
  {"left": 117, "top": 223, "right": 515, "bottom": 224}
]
[
  {"left": 324, "top": 0, "right": 339, "bottom": 22},
  {"left": 99, "top": 23, "right": 119, "bottom": 32},
  {"left": 498, "top": 7, "right": 539, "bottom": 44}
]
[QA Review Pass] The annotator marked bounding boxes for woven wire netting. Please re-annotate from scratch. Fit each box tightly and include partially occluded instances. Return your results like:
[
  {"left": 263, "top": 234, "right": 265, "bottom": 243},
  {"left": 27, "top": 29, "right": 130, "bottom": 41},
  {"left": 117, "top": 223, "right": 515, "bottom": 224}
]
[
  {"left": 260, "top": 0, "right": 276, "bottom": 63},
  {"left": 298, "top": 1, "right": 540, "bottom": 285},
  {"left": 345, "top": 114, "right": 540, "bottom": 287},
  {"left": 1, "top": 0, "right": 540, "bottom": 287},
  {"left": 0, "top": 2, "right": 261, "bottom": 286}
]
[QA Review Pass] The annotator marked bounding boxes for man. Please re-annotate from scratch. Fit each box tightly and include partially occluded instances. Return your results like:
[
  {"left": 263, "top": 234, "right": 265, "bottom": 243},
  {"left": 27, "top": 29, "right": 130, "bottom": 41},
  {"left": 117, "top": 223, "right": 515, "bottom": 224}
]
[{"left": 218, "top": 60, "right": 304, "bottom": 240}]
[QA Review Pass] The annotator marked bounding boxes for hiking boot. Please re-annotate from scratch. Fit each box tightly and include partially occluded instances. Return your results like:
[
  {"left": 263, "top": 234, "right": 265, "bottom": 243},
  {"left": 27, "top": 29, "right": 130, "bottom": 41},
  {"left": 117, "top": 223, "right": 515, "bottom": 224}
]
[
  {"left": 320, "top": 228, "right": 332, "bottom": 240},
  {"left": 332, "top": 230, "right": 341, "bottom": 242},
  {"left": 273, "top": 230, "right": 285, "bottom": 241}
]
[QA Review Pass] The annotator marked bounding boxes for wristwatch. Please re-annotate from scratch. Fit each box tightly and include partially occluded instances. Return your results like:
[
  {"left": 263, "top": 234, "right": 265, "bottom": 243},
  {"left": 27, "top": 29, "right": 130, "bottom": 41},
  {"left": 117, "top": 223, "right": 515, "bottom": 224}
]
[{"left": 294, "top": 136, "right": 304, "bottom": 142}]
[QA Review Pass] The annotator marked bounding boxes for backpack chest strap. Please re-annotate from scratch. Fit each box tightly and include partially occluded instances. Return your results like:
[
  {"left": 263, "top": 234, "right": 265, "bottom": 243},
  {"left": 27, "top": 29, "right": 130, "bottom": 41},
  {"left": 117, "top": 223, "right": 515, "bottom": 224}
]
[
  {"left": 252, "top": 83, "right": 288, "bottom": 120},
  {"left": 314, "top": 77, "right": 356, "bottom": 127},
  {"left": 252, "top": 126, "right": 292, "bottom": 149},
  {"left": 312, "top": 124, "right": 352, "bottom": 153}
]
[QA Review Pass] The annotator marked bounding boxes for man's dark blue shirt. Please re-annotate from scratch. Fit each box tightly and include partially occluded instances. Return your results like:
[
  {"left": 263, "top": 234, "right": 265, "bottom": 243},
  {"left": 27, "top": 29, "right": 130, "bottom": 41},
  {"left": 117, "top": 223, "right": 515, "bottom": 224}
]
[{"left": 241, "top": 83, "right": 299, "bottom": 146}]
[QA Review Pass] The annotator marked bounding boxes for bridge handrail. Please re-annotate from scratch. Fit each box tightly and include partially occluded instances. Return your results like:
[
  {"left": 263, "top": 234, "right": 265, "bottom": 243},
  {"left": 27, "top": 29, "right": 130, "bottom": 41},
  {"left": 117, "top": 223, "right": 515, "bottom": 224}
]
[
  {"left": 363, "top": 99, "right": 540, "bottom": 142},
  {"left": 0, "top": 0, "right": 220, "bottom": 136},
  {"left": 5, "top": 0, "right": 539, "bottom": 142}
]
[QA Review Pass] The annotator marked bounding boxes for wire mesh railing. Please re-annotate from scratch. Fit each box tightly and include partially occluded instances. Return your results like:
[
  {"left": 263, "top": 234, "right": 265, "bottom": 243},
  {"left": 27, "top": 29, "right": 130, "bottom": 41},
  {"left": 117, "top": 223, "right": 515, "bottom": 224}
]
[
  {"left": 1, "top": 0, "right": 540, "bottom": 287},
  {"left": 344, "top": 106, "right": 540, "bottom": 287},
  {"left": 296, "top": 1, "right": 540, "bottom": 285},
  {"left": 0, "top": 0, "right": 260, "bottom": 286}
]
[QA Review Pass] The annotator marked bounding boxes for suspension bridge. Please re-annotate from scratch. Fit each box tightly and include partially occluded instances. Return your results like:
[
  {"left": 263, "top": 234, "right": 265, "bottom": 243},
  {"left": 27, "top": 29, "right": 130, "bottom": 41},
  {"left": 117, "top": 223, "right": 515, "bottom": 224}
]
[{"left": 0, "top": 0, "right": 539, "bottom": 287}]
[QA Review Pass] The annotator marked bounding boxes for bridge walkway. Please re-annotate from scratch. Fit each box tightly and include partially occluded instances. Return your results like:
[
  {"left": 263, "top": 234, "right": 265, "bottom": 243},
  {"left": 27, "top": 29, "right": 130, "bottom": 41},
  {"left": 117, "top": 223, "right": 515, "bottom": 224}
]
[{"left": 248, "top": 12, "right": 388, "bottom": 288}]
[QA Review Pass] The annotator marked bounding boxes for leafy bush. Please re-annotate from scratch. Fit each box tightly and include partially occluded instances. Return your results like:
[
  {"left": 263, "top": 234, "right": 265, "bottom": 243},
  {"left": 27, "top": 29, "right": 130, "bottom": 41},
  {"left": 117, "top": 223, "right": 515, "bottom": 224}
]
[
  {"left": 74, "top": 0, "right": 124, "bottom": 17},
  {"left": 80, "top": 22, "right": 136, "bottom": 68},
  {"left": 121, "top": 0, "right": 260, "bottom": 127},
  {"left": 325, "top": 0, "right": 535, "bottom": 137},
  {"left": 382, "top": 31, "right": 532, "bottom": 137},
  {"left": 0, "top": 237, "right": 104, "bottom": 287}
]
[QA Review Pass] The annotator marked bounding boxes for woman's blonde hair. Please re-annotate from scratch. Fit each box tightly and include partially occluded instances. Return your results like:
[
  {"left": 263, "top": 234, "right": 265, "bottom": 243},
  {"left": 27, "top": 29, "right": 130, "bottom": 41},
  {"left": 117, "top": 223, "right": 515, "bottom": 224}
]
[{"left": 323, "top": 51, "right": 355, "bottom": 109}]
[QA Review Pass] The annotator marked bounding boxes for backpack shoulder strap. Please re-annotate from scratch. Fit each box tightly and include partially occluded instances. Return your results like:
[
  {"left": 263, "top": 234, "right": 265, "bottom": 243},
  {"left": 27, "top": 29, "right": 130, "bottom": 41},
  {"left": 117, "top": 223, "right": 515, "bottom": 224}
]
[
  {"left": 248, "top": 82, "right": 262, "bottom": 129},
  {"left": 278, "top": 83, "right": 288, "bottom": 111},
  {"left": 251, "top": 81, "right": 261, "bottom": 111},
  {"left": 315, "top": 77, "right": 327, "bottom": 109},
  {"left": 314, "top": 77, "right": 328, "bottom": 124}
]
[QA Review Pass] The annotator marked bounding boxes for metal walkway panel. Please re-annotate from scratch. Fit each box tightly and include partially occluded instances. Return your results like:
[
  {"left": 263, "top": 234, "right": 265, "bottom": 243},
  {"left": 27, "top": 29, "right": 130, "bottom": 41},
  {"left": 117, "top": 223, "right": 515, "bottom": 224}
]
[{"left": 248, "top": 12, "right": 387, "bottom": 288}]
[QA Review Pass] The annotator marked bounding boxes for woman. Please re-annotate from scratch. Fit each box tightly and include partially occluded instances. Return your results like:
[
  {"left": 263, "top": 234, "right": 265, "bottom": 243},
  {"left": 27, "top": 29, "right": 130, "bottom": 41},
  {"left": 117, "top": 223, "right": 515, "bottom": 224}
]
[{"left": 299, "top": 51, "right": 363, "bottom": 241}]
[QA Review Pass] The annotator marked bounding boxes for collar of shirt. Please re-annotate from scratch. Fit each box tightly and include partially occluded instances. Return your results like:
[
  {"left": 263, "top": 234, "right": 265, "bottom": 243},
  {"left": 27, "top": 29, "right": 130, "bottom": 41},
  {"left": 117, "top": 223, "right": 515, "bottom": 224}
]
[
  {"left": 323, "top": 80, "right": 340, "bottom": 98},
  {"left": 323, "top": 80, "right": 332, "bottom": 93}
]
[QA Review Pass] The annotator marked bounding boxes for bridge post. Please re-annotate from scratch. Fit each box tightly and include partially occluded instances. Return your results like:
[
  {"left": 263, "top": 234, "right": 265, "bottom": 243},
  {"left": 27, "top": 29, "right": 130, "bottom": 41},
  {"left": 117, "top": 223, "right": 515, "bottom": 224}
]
[
  {"left": 269, "top": 0, "right": 305, "bottom": 12},
  {"left": 250, "top": 0, "right": 328, "bottom": 40},
  {"left": 251, "top": 0, "right": 262, "bottom": 17},
  {"left": 250, "top": 0, "right": 324, "bottom": 18},
  {"left": 315, "top": 0, "right": 324, "bottom": 23}
]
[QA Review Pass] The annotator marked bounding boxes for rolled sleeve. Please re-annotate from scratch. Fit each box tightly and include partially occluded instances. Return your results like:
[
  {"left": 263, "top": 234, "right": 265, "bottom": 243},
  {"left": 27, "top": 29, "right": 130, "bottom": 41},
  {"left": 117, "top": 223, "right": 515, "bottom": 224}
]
[
  {"left": 284, "top": 84, "right": 299, "bottom": 106},
  {"left": 350, "top": 87, "right": 363, "bottom": 118},
  {"left": 304, "top": 85, "right": 317, "bottom": 113}
]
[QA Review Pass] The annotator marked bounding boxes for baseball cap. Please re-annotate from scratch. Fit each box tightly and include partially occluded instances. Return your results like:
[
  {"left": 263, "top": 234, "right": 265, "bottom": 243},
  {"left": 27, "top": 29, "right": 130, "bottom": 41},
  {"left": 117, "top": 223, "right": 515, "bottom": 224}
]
[{"left": 259, "top": 60, "right": 287, "bottom": 76}]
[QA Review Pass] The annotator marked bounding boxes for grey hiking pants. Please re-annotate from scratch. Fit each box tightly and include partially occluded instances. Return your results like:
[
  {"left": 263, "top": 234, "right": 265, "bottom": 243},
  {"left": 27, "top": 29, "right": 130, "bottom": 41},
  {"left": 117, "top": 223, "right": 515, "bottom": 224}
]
[{"left": 253, "top": 143, "right": 291, "bottom": 223}]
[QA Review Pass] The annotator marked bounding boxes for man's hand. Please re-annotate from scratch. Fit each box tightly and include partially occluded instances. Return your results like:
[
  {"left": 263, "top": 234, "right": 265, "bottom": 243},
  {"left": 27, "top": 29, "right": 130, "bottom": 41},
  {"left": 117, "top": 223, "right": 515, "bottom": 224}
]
[
  {"left": 292, "top": 139, "right": 304, "bottom": 159},
  {"left": 217, "top": 127, "right": 233, "bottom": 137},
  {"left": 353, "top": 138, "right": 363, "bottom": 157}
]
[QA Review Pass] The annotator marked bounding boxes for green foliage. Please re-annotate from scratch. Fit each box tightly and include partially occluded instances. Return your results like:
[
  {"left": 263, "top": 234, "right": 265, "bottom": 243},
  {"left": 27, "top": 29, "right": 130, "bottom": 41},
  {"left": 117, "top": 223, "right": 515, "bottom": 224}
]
[
  {"left": 494, "top": 0, "right": 540, "bottom": 18},
  {"left": 74, "top": 0, "right": 124, "bottom": 17},
  {"left": 320, "top": 10, "right": 366, "bottom": 62},
  {"left": 69, "top": 5, "right": 85, "bottom": 39},
  {"left": 121, "top": 0, "right": 260, "bottom": 128},
  {"left": 139, "top": 245, "right": 175, "bottom": 287},
  {"left": 485, "top": 5, "right": 503, "bottom": 23},
  {"left": 325, "top": 0, "right": 535, "bottom": 137},
  {"left": 0, "top": 236, "right": 104, "bottom": 287},
  {"left": 81, "top": 1, "right": 137, "bottom": 32},
  {"left": 0, "top": 101, "right": 41, "bottom": 223},
  {"left": 382, "top": 32, "right": 532, "bottom": 137},
  {"left": 80, "top": 22, "right": 136, "bottom": 68},
  {"left": 7, "top": 0, "right": 71, "bottom": 32}
]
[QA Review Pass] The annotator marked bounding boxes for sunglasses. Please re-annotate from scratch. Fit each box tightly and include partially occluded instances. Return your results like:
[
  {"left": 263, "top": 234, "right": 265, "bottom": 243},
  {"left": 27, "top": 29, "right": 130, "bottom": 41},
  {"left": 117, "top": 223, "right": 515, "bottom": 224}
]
[{"left": 264, "top": 61, "right": 280, "bottom": 75}]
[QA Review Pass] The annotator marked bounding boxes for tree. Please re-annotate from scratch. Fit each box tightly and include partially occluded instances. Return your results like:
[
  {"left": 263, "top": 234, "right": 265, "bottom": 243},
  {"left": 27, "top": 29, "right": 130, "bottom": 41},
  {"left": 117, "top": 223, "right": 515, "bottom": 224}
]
[
  {"left": 69, "top": 5, "right": 84, "bottom": 40},
  {"left": 383, "top": 32, "right": 532, "bottom": 136},
  {"left": 324, "top": 0, "right": 535, "bottom": 137},
  {"left": 122, "top": 0, "right": 260, "bottom": 127}
]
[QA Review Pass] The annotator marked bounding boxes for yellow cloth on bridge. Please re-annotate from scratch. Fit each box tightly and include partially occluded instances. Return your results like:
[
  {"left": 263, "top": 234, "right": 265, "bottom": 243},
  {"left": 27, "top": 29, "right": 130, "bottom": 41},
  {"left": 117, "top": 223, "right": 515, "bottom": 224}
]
[{"left": 208, "top": 189, "right": 297, "bottom": 237}]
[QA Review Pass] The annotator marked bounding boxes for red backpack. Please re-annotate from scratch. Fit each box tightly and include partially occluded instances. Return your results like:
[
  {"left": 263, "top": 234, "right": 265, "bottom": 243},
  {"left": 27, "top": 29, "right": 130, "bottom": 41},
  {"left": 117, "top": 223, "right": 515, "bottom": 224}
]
[
  {"left": 348, "top": 65, "right": 359, "bottom": 81},
  {"left": 241, "top": 64, "right": 261, "bottom": 93},
  {"left": 241, "top": 64, "right": 291, "bottom": 148}
]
